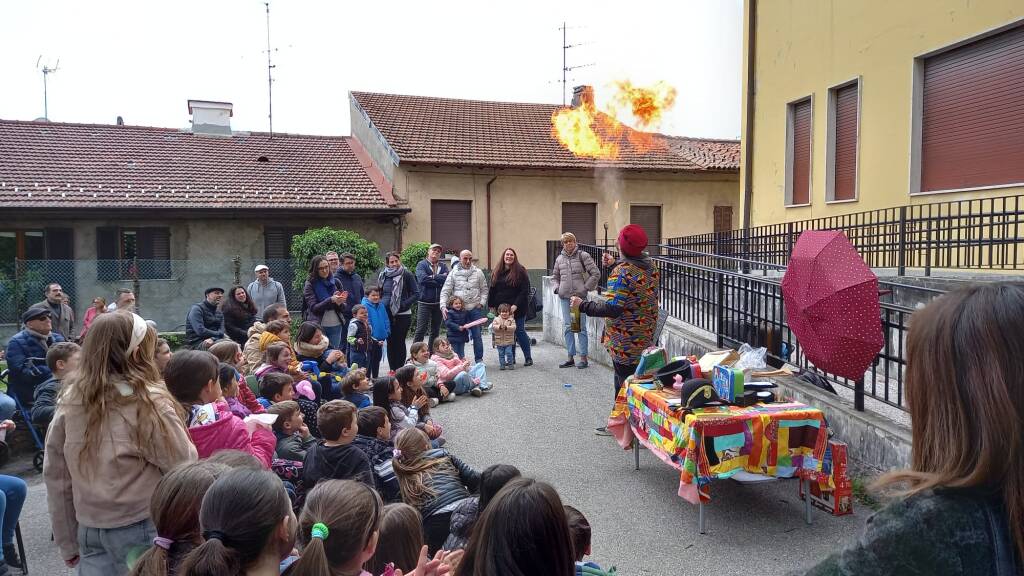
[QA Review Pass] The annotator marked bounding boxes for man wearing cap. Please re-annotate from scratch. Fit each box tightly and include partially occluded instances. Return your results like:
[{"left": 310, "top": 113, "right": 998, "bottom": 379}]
[
  {"left": 34, "top": 282, "right": 75, "bottom": 341},
  {"left": 571, "top": 224, "right": 660, "bottom": 436},
  {"left": 184, "top": 288, "right": 226, "bottom": 350},
  {"left": 247, "top": 264, "right": 287, "bottom": 316},
  {"left": 413, "top": 243, "right": 450, "bottom": 351},
  {"left": 5, "top": 305, "right": 66, "bottom": 407}
]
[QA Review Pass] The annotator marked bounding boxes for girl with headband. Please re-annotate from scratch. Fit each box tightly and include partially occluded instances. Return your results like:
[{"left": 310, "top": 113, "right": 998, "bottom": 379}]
[{"left": 44, "top": 312, "right": 198, "bottom": 576}]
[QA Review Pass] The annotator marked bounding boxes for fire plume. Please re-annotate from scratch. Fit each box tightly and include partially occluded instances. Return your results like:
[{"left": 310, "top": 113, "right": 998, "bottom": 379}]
[{"left": 551, "top": 80, "right": 678, "bottom": 160}]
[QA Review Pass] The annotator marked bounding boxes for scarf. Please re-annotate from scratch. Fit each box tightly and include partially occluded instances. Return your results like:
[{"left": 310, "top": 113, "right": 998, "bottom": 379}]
[
  {"left": 294, "top": 338, "right": 329, "bottom": 359},
  {"left": 312, "top": 275, "right": 336, "bottom": 305},
  {"left": 25, "top": 328, "right": 54, "bottom": 350},
  {"left": 379, "top": 265, "right": 406, "bottom": 316},
  {"left": 433, "top": 348, "right": 455, "bottom": 361},
  {"left": 259, "top": 330, "right": 282, "bottom": 352}
]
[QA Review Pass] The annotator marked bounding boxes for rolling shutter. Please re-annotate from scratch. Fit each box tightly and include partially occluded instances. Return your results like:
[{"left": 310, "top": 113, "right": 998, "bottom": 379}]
[
  {"left": 430, "top": 200, "right": 472, "bottom": 255},
  {"left": 790, "top": 99, "right": 812, "bottom": 205},
  {"left": 921, "top": 24, "right": 1024, "bottom": 192},
  {"left": 561, "top": 203, "right": 597, "bottom": 245},
  {"left": 833, "top": 84, "right": 858, "bottom": 201},
  {"left": 630, "top": 205, "right": 662, "bottom": 247}
]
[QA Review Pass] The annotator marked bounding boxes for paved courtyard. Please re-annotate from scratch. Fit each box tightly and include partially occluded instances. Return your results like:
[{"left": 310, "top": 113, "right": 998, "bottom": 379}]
[{"left": 8, "top": 337, "right": 865, "bottom": 575}]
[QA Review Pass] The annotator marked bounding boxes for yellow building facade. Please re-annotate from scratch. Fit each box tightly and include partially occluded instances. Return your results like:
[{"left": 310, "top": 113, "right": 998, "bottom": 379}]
[{"left": 741, "top": 0, "right": 1024, "bottom": 227}]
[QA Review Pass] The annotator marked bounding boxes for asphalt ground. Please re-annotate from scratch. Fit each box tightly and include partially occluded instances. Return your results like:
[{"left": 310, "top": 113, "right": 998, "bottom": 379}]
[{"left": 6, "top": 337, "right": 866, "bottom": 575}]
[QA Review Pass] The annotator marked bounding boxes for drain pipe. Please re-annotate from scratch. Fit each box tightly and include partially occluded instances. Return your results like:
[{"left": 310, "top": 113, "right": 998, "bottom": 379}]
[
  {"left": 741, "top": 0, "right": 757, "bottom": 232},
  {"left": 485, "top": 175, "right": 497, "bottom": 268}
]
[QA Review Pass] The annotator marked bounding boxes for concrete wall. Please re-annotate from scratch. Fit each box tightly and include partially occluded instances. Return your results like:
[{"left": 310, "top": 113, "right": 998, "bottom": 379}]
[
  {"left": 541, "top": 276, "right": 912, "bottom": 472},
  {"left": 394, "top": 166, "right": 739, "bottom": 270},
  {"left": 741, "top": 0, "right": 1024, "bottom": 226}
]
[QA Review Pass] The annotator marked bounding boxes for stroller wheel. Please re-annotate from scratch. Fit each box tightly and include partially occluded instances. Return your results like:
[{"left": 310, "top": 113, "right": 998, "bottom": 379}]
[{"left": 33, "top": 450, "right": 44, "bottom": 472}]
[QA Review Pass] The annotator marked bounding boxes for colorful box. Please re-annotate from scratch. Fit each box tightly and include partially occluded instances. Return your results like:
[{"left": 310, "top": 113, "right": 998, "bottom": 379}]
[
  {"left": 711, "top": 365, "right": 744, "bottom": 402},
  {"left": 799, "top": 439, "right": 854, "bottom": 516}
]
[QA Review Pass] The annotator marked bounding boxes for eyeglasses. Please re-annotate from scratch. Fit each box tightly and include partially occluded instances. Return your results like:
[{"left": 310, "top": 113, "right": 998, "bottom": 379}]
[{"left": 318, "top": 265, "right": 330, "bottom": 271}]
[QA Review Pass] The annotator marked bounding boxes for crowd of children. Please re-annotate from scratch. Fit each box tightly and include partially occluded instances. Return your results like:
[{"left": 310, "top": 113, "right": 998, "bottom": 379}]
[{"left": 30, "top": 294, "right": 612, "bottom": 576}]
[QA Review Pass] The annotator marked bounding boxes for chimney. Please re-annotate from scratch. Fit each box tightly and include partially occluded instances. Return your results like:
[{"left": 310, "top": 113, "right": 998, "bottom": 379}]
[
  {"left": 188, "top": 100, "right": 233, "bottom": 136},
  {"left": 571, "top": 85, "right": 594, "bottom": 108}
]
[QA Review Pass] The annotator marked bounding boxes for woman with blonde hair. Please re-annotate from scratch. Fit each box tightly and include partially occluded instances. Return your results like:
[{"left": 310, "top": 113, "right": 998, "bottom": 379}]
[
  {"left": 44, "top": 312, "right": 198, "bottom": 576},
  {"left": 805, "top": 282, "right": 1023, "bottom": 575}
]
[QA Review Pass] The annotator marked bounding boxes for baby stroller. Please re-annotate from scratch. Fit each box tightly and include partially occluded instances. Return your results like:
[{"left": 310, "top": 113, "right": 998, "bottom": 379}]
[{"left": 0, "top": 367, "right": 45, "bottom": 472}]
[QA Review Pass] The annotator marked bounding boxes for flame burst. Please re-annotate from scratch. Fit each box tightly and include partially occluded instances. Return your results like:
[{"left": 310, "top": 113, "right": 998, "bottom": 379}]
[{"left": 551, "top": 80, "right": 678, "bottom": 160}]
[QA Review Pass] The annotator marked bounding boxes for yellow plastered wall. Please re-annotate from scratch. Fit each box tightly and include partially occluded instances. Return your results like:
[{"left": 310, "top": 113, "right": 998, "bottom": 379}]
[
  {"left": 741, "top": 0, "right": 1024, "bottom": 227},
  {"left": 393, "top": 166, "right": 738, "bottom": 269}
]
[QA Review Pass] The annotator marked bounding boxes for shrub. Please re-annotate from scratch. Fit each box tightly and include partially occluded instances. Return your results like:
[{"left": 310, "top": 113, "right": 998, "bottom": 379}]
[
  {"left": 289, "top": 227, "right": 384, "bottom": 292},
  {"left": 400, "top": 242, "right": 430, "bottom": 271}
]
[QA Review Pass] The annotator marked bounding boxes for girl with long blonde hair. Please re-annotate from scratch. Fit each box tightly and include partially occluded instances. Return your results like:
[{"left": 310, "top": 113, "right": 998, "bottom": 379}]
[{"left": 43, "top": 312, "right": 197, "bottom": 576}]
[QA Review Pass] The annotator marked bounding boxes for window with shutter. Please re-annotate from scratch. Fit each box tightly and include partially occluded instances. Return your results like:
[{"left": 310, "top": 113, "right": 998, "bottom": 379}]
[
  {"left": 430, "top": 200, "right": 473, "bottom": 256},
  {"left": 828, "top": 81, "right": 859, "bottom": 202},
  {"left": 96, "top": 227, "right": 120, "bottom": 281},
  {"left": 95, "top": 227, "right": 172, "bottom": 280},
  {"left": 561, "top": 203, "right": 597, "bottom": 246},
  {"left": 917, "top": 23, "right": 1024, "bottom": 193},
  {"left": 787, "top": 97, "right": 813, "bottom": 206},
  {"left": 630, "top": 205, "right": 662, "bottom": 249}
]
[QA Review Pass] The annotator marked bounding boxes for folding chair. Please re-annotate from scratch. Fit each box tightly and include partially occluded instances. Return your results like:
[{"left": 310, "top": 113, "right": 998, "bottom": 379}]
[{"left": 14, "top": 522, "right": 27, "bottom": 575}]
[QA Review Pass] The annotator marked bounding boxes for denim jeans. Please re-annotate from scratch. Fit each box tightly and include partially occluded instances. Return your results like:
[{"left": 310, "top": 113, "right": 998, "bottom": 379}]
[
  {"left": 0, "top": 393, "right": 15, "bottom": 422},
  {"left": 413, "top": 302, "right": 443, "bottom": 351},
  {"left": 497, "top": 345, "right": 514, "bottom": 367},
  {"left": 559, "top": 297, "right": 588, "bottom": 357},
  {"left": 451, "top": 340, "right": 467, "bottom": 360},
  {"left": 321, "top": 323, "right": 344, "bottom": 351},
  {"left": 78, "top": 518, "right": 155, "bottom": 576},
  {"left": 466, "top": 308, "right": 484, "bottom": 363},
  {"left": 0, "top": 475, "right": 26, "bottom": 558},
  {"left": 512, "top": 315, "right": 532, "bottom": 362},
  {"left": 450, "top": 371, "right": 474, "bottom": 394}
]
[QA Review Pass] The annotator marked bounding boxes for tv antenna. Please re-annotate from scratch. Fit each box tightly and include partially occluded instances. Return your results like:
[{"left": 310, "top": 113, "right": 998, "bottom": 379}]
[
  {"left": 559, "top": 22, "right": 595, "bottom": 105},
  {"left": 264, "top": 2, "right": 276, "bottom": 137},
  {"left": 36, "top": 56, "right": 60, "bottom": 120}
]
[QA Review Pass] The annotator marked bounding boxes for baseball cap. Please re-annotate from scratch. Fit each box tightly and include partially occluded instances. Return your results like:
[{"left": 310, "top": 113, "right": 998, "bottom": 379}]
[
  {"left": 205, "top": 287, "right": 225, "bottom": 296},
  {"left": 21, "top": 305, "right": 51, "bottom": 323},
  {"left": 428, "top": 243, "right": 442, "bottom": 251},
  {"left": 254, "top": 264, "right": 269, "bottom": 272}
]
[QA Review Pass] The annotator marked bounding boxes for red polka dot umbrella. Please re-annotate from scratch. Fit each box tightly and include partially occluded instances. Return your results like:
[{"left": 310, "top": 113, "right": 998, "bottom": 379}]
[{"left": 781, "top": 230, "right": 884, "bottom": 381}]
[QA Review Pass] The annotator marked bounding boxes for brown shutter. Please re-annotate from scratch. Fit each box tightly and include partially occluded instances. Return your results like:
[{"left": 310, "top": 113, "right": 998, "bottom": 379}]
[
  {"left": 45, "top": 228, "right": 74, "bottom": 259},
  {"left": 921, "top": 24, "right": 1024, "bottom": 192},
  {"left": 713, "top": 206, "right": 734, "bottom": 234},
  {"left": 790, "top": 99, "right": 812, "bottom": 205},
  {"left": 833, "top": 84, "right": 858, "bottom": 201},
  {"left": 561, "top": 203, "right": 597, "bottom": 245},
  {"left": 430, "top": 200, "right": 473, "bottom": 255},
  {"left": 630, "top": 205, "right": 662, "bottom": 247}
]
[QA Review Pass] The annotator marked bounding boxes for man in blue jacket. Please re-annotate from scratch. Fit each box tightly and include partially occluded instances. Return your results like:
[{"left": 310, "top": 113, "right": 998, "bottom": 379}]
[
  {"left": 413, "top": 243, "right": 450, "bottom": 352},
  {"left": 5, "top": 305, "right": 66, "bottom": 407},
  {"left": 184, "top": 287, "right": 225, "bottom": 349},
  {"left": 334, "top": 253, "right": 365, "bottom": 352}
]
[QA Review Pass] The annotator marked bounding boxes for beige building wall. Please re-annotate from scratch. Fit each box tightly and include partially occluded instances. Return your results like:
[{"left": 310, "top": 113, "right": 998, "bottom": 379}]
[
  {"left": 393, "top": 166, "right": 738, "bottom": 269},
  {"left": 741, "top": 0, "right": 1024, "bottom": 227}
]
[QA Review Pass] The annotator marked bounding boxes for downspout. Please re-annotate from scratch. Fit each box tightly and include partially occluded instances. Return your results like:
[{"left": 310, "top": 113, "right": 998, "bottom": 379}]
[
  {"left": 485, "top": 175, "right": 497, "bottom": 268},
  {"left": 741, "top": 0, "right": 757, "bottom": 270}
]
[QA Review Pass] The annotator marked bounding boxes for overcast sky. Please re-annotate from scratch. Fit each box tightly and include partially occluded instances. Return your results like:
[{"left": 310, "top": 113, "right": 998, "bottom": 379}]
[{"left": 0, "top": 0, "right": 742, "bottom": 139}]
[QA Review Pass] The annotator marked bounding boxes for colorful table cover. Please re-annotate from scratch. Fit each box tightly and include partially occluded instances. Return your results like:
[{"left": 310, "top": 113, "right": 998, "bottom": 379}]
[{"left": 608, "top": 379, "right": 830, "bottom": 504}]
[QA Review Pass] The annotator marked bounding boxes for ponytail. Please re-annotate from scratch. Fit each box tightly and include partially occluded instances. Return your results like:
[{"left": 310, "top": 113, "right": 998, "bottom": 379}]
[
  {"left": 177, "top": 537, "right": 243, "bottom": 576},
  {"left": 287, "top": 481, "right": 382, "bottom": 576},
  {"left": 285, "top": 531, "right": 332, "bottom": 576}
]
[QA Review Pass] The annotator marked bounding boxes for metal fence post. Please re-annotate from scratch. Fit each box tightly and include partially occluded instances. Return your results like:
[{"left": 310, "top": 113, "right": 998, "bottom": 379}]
[
  {"left": 715, "top": 272, "right": 725, "bottom": 347},
  {"left": 897, "top": 206, "right": 907, "bottom": 276},
  {"left": 132, "top": 257, "right": 141, "bottom": 317},
  {"left": 232, "top": 256, "right": 242, "bottom": 287},
  {"left": 855, "top": 377, "right": 865, "bottom": 412}
]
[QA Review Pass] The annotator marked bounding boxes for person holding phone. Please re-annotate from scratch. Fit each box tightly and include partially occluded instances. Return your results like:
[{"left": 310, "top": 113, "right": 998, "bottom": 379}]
[{"left": 302, "top": 254, "right": 349, "bottom": 350}]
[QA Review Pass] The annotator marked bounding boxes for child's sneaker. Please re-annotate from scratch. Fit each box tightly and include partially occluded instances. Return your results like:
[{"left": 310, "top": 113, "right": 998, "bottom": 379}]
[
  {"left": 500, "top": 365, "right": 506, "bottom": 371},
  {"left": 508, "top": 364, "right": 515, "bottom": 371},
  {"left": 429, "top": 398, "right": 440, "bottom": 408},
  {"left": 479, "top": 381, "right": 492, "bottom": 391},
  {"left": 470, "top": 387, "right": 483, "bottom": 397},
  {"left": 444, "top": 392, "right": 456, "bottom": 402}
]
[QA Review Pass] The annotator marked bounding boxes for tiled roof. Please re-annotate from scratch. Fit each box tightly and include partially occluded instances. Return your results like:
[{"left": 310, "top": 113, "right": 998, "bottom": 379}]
[
  {"left": 0, "top": 119, "right": 400, "bottom": 211},
  {"left": 351, "top": 91, "right": 739, "bottom": 172}
]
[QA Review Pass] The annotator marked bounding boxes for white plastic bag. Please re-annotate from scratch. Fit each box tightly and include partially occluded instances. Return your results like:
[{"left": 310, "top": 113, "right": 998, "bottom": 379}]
[{"left": 734, "top": 343, "right": 768, "bottom": 372}]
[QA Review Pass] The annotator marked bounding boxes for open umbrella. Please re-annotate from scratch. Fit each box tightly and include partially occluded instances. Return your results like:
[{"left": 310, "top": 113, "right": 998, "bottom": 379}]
[{"left": 781, "top": 230, "right": 884, "bottom": 381}]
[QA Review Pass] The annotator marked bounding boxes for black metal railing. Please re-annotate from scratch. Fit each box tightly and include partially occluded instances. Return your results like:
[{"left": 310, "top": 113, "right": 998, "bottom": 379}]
[{"left": 667, "top": 193, "right": 1024, "bottom": 275}]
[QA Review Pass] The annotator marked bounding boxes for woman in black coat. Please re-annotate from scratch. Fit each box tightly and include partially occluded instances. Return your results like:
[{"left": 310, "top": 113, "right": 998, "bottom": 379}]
[
  {"left": 378, "top": 251, "right": 419, "bottom": 371},
  {"left": 487, "top": 247, "right": 533, "bottom": 366},
  {"left": 221, "top": 285, "right": 258, "bottom": 346}
]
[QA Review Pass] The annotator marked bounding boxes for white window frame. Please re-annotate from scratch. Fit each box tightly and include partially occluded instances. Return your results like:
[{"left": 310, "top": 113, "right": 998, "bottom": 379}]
[
  {"left": 826, "top": 78, "right": 862, "bottom": 204},
  {"left": 785, "top": 95, "right": 814, "bottom": 207},
  {"left": 909, "top": 17, "right": 1024, "bottom": 196}
]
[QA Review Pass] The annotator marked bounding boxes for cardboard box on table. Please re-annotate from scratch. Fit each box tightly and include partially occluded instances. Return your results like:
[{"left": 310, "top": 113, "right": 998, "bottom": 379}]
[{"left": 799, "top": 439, "right": 854, "bottom": 516}]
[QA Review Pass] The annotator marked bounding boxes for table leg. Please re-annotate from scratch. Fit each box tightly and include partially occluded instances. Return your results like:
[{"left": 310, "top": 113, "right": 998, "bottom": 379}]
[
  {"left": 633, "top": 440, "right": 640, "bottom": 471},
  {"left": 803, "top": 477, "right": 813, "bottom": 525},
  {"left": 698, "top": 500, "right": 706, "bottom": 534}
]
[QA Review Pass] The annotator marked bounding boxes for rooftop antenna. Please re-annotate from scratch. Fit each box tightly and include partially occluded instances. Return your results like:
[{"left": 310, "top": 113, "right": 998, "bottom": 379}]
[
  {"left": 264, "top": 2, "right": 276, "bottom": 137},
  {"left": 559, "top": 23, "right": 595, "bottom": 105},
  {"left": 36, "top": 56, "right": 60, "bottom": 120}
]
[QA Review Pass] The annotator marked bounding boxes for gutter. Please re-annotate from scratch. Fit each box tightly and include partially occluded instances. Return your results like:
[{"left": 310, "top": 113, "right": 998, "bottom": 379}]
[
  {"left": 741, "top": 0, "right": 757, "bottom": 231},
  {"left": 485, "top": 175, "right": 497, "bottom": 268}
]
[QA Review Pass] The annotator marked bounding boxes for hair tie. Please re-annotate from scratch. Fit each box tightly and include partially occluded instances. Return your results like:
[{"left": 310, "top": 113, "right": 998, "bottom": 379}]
[
  {"left": 126, "top": 313, "right": 148, "bottom": 356},
  {"left": 310, "top": 523, "right": 329, "bottom": 540},
  {"left": 203, "top": 530, "right": 228, "bottom": 543},
  {"left": 153, "top": 536, "right": 174, "bottom": 550},
  {"left": 392, "top": 448, "right": 402, "bottom": 459}
]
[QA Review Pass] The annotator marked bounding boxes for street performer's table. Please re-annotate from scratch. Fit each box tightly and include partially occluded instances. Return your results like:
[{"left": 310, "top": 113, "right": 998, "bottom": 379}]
[{"left": 607, "top": 379, "right": 830, "bottom": 533}]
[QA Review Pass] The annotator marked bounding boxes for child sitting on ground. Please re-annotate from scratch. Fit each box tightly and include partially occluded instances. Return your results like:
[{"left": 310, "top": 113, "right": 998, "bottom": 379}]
[
  {"left": 444, "top": 464, "right": 522, "bottom": 551},
  {"left": 407, "top": 342, "right": 447, "bottom": 401},
  {"left": 443, "top": 296, "right": 471, "bottom": 360},
  {"left": 373, "top": 376, "right": 424, "bottom": 441},
  {"left": 490, "top": 303, "right": 517, "bottom": 370},
  {"left": 294, "top": 321, "right": 348, "bottom": 399},
  {"left": 31, "top": 341, "right": 80, "bottom": 430},
  {"left": 217, "top": 362, "right": 250, "bottom": 419},
  {"left": 257, "top": 319, "right": 304, "bottom": 378},
  {"left": 302, "top": 400, "right": 373, "bottom": 488},
  {"left": 265, "top": 400, "right": 317, "bottom": 461},
  {"left": 342, "top": 368, "right": 372, "bottom": 409},
  {"left": 164, "top": 350, "right": 276, "bottom": 467},
  {"left": 431, "top": 337, "right": 484, "bottom": 398},
  {"left": 393, "top": 428, "right": 481, "bottom": 555},
  {"left": 366, "top": 503, "right": 426, "bottom": 576},
  {"left": 352, "top": 405, "right": 400, "bottom": 502},
  {"left": 395, "top": 365, "right": 444, "bottom": 444},
  {"left": 260, "top": 371, "right": 322, "bottom": 438},
  {"left": 565, "top": 505, "right": 616, "bottom": 575},
  {"left": 208, "top": 339, "right": 264, "bottom": 413}
]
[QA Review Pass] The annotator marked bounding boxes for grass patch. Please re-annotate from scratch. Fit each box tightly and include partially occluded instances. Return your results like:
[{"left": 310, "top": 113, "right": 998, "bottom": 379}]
[{"left": 851, "top": 476, "right": 883, "bottom": 511}]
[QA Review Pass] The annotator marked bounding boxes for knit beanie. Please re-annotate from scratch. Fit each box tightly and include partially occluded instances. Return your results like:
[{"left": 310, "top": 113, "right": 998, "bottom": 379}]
[{"left": 618, "top": 224, "right": 648, "bottom": 257}]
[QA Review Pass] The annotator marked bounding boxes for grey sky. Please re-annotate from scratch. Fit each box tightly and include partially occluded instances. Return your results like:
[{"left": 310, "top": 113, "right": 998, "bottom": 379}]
[{"left": 0, "top": 0, "right": 742, "bottom": 139}]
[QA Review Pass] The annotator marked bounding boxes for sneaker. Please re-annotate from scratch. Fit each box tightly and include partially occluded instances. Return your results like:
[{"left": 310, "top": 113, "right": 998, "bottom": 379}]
[
  {"left": 470, "top": 387, "right": 483, "bottom": 397},
  {"left": 524, "top": 359, "right": 533, "bottom": 367},
  {"left": 480, "top": 382, "right": 492, "bottom": 391},
  {"left": 445, "top": 392, "right": 456, "bottom": 402},
  {"left": 559, "top": 359, "right": 576, "bottom": 368},
  {"left": 508, "top": 364, "right": 515, "bottom": 370},
  {"left": 594, "top": 426, "right": 612, "bottom": 436},
  {"left": 500, "top": 365, "right": 506, "bottom": 371},
  {"left": 576, "top": 360, "right": 589, "bottom": 369},
  {"left": 429, "top": 398, "right": 440, "bottom": 408},
  {"left": 2, "top": 544, "right": 19, "bottom": 569}
]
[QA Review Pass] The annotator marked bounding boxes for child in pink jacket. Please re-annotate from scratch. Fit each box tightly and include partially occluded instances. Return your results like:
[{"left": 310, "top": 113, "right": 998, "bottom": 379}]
[
  {"left": 430, "top": 336, "right": 484, "bottom": 399},
  {"left": 165, "top": 350, "right": 277, "bottom": 468}
]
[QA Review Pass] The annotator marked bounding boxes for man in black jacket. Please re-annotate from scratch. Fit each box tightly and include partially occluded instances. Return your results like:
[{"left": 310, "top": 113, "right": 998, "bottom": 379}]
[
  {"left": 334, "top": 253, "right": 365, "bottom": 352},
  {"left": 184, "top": 287, "right": 225, "bottom": 349}
]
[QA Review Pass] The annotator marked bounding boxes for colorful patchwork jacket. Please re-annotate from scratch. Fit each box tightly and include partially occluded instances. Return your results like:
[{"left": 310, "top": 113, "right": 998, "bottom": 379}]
[{"left": 580, "top": 254, "right": 659, "bottom": 365}]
